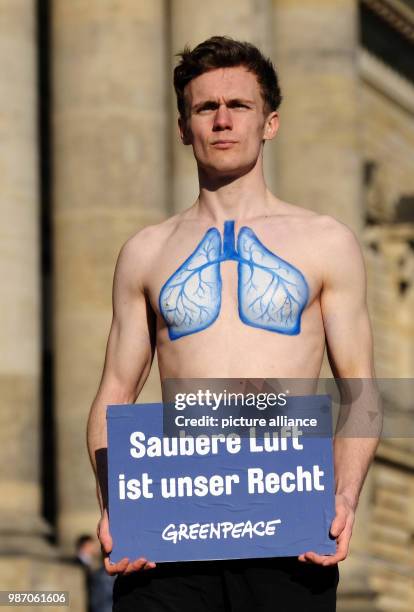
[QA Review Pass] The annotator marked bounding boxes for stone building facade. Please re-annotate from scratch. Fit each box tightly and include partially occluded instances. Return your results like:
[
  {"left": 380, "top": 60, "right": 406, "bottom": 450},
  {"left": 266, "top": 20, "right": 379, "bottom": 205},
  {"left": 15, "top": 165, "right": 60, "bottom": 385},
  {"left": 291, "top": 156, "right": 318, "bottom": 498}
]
[{"left": 0, "top": 1, "right": 413, "bottom": 610}]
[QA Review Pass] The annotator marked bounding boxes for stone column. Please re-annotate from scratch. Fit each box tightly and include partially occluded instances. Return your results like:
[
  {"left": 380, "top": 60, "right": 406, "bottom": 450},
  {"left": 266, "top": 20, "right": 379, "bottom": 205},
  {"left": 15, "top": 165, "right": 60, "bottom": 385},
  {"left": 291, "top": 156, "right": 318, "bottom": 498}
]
[
  {"left": 272, "top": 0, "right": 362, "bottom": 232},
  {"left": 0, "top": 2, "right": 86, "bottom": 606},
  {"left": 52, "top": 0, "right": 167, "bottom": 550},
  {"left": 0, "top": 0, "right": 44, "bottom": 555},
  {"left": 170, "top": 0, "right": 277, "bottom": 212}
]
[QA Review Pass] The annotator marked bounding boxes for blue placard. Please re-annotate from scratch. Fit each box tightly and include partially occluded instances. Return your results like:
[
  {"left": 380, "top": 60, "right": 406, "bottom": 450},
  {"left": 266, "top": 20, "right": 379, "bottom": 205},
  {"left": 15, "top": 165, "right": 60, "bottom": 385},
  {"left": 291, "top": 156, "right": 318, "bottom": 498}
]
[{"left": 107, "top": 397, "right": 336, "bottom": 563}]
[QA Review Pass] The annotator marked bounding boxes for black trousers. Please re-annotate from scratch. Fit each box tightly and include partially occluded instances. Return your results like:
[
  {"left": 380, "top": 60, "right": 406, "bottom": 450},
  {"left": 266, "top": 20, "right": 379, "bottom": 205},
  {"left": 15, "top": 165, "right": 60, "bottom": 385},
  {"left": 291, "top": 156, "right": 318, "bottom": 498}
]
[{"left": 113, "top": 557, "right": 339, "bottom": 611}]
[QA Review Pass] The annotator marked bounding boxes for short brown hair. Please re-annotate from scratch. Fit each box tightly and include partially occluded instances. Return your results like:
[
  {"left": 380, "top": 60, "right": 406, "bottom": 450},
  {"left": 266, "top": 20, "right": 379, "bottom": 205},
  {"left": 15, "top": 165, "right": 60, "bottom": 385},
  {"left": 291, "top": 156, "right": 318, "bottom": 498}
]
[{"left": 174, "top": 36, "right": 282, "bottom": 119}]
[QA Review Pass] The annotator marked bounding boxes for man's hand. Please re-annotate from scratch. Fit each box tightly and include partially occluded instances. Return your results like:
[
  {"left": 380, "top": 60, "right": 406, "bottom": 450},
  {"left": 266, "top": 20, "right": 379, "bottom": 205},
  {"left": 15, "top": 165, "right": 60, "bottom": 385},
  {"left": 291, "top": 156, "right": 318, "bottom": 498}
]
[
  {"left": 298, "top": 493, "right": 355, "bottom": 566},
  {"left": 97, "top": 509, "right": 156, "bottom": 575}
]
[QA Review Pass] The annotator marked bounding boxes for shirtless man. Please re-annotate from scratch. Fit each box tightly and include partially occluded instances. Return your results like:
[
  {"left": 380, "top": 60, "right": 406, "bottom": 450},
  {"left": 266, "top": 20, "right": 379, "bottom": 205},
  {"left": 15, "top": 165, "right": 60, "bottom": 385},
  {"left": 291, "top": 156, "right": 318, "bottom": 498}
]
[{"left": 87, "top": 36, "right": 378, "bottom": 611}]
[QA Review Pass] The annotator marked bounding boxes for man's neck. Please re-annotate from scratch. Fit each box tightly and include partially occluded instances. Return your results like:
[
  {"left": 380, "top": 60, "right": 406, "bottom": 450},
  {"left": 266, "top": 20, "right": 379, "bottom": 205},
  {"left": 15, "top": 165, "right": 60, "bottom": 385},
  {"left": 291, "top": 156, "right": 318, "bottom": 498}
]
[{"left": 195, "top": 157, "right": 274, "bottom": 224}]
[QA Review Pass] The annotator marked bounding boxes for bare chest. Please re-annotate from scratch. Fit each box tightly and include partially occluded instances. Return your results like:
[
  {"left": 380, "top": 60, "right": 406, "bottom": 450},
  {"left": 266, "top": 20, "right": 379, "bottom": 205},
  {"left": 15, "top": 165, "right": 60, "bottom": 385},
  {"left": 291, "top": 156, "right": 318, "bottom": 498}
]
[{"left": 146, "top": 219, "right": 323, "bottom": 339}]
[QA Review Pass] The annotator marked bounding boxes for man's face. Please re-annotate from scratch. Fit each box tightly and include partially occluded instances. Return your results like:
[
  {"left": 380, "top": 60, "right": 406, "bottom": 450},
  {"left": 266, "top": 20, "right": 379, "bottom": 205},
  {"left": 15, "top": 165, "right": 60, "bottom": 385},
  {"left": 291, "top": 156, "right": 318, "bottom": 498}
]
[{"left": 179, "top": 66, "right": 278, "bottom": 178}]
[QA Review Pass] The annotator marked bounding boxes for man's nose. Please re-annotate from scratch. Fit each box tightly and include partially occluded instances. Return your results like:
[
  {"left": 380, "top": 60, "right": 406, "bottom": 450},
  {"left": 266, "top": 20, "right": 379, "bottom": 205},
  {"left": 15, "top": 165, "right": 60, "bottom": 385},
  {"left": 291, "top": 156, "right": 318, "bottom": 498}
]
[{"left": 213, "top": 104, "right": 233, "bottom": 130}]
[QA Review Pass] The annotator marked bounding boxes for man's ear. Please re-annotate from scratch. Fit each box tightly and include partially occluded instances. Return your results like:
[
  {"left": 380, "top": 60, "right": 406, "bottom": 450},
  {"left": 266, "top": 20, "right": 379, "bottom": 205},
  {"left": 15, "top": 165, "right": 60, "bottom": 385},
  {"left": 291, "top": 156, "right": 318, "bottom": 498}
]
[
  {"left": 178, "top": 116, "right": 191, "bottom": 145},
  {"left": 263, "top": 111, "right": 279, "bottom": 141}
]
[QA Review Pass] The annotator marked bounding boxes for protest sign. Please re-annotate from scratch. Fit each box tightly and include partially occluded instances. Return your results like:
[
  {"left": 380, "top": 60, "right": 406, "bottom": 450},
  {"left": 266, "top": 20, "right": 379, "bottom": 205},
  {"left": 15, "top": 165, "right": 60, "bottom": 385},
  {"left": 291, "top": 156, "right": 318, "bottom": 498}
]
[{"left": 107, "top": 396, "right": 336, "bottom": 563}]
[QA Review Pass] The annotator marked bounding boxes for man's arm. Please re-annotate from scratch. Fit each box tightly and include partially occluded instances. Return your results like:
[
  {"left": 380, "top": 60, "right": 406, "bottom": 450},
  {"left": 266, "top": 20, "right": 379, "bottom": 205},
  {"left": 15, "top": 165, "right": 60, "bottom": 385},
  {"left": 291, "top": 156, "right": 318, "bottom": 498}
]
[
  {"left": 299, "top": 218, "right": 381, "bottom": 566},
  {"left": 87, "top": 235, "right": 156, "bottom": 575}
]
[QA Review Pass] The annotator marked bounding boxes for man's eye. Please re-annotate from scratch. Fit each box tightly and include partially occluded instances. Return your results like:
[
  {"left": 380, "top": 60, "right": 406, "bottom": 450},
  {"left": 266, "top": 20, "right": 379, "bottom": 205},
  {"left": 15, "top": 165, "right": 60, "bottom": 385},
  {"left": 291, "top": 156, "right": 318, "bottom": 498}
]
[{"left": 198, "top": 105, "right": 216, "bottom": 113}]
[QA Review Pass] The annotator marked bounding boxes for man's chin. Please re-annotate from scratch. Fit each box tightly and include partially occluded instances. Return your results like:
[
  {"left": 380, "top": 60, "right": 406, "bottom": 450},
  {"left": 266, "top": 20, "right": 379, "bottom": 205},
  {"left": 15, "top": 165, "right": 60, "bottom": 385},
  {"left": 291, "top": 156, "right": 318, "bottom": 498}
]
[{"left": 200, "top": 161, "right": 255, "bottom": 182}]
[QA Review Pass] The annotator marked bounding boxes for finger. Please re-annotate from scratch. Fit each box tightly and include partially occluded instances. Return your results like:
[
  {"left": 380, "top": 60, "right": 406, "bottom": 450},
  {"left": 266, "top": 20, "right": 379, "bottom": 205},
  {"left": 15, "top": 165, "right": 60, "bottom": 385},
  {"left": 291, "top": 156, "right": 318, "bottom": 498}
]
[
  {"left": 327, "top": 527, "right": 351, "bottom": 564},
  {"left": 302, "top": 551, "right": 339, "bottom": 566},
  {"left": 100, "top": 534, "right": 113, "bottom": 554},
  {"left": 122, "top": 558, "right": 149, "bottom": 575},
  {"left": 318, "top": 549, "right": 346, "bottom": 566},
  {"left": 303, "top": 527, "right": 352, "bottom": 566},
  {"left": 302, "top": 551, "right": 327, "bottom": 565},
  {"left": 104, "top": 556, "right": 129, "bottom": 575},
  {"left": 104, "top": 557, "right": 129, "bottom": 574},
  {"left": 330, "top": 509, "right": 347, "bottom": 539},
  {"left": 98, "top": 520, "right": 113, "bottom": 554},
  {"left": 144, "top": 561, "right": 156, "bottom": 570},
  {"left": 298, "top": 553, "right": 314, "bottom": 563}
]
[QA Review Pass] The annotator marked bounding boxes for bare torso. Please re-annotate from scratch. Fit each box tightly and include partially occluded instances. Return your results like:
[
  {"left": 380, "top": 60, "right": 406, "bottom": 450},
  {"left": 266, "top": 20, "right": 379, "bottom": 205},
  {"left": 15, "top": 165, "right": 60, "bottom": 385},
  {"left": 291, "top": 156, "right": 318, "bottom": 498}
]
[
  {"left": 89, "top": 59, "right": 377, "bottom": 575},
  {"left": 139, "top": 198, "right": 329, "bottom": 381}
]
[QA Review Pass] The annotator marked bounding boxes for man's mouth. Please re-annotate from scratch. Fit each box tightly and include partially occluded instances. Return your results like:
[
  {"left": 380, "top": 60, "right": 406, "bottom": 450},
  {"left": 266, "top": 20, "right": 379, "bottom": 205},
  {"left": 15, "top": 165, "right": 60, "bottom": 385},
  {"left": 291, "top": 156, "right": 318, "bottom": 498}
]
[{"left": 211, "top": 140, "right": 238, "bottom": 149}]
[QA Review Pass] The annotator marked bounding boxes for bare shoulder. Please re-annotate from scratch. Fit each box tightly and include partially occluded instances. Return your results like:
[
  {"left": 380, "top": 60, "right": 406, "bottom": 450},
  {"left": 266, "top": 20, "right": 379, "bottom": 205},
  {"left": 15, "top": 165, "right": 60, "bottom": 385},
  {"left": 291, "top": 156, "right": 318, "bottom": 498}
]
[
  {"left": 273, "top": 198, "right": 319, "bottom": 221},
  {"left": 311, "top": 214, "right": 363, "bottom": 256},
  {"left": 277, "top": 198, "right": 361, "bottom": 251},
  {"left": 114, "top": 212, "right": 186, "bottom": 286},
  {"left": 271, "top": 198, "right": 365, "bottom": 277},
  {"left": 126, "top": 213, "right": 182, "bottom": 248},
  {"left": 307, "top": 215, "right": 366, "bottom": 288}
]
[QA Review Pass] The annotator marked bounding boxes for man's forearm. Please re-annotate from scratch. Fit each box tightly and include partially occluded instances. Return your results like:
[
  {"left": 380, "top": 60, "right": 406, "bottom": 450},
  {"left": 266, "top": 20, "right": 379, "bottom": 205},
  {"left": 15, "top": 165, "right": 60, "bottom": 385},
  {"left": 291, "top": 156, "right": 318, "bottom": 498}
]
[
  {"left": 333, "top": 379, "right": 382, "bottom": 510},
  {"left": 87, "top": 398, "right": 108, "bottom": 513},
  {"left": 333, "top": 436, "right": 379, "bottom": 510},
  {"left": 87, "top": 387, "right": 136, "bottom": 513}
]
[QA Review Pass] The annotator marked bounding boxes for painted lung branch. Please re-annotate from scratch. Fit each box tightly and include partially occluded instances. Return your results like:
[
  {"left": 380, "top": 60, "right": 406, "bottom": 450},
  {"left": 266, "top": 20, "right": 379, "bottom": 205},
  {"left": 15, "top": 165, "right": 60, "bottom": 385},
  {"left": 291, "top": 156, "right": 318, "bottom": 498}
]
[
  {"left": 237, "top": 227, "right": 308, "bottom": 335},
  {"left": 159, "top": 221, "right": 309, "bottom": 340},
  {"left": 159, "top": 228, "right": 222, "bottom": 339}
]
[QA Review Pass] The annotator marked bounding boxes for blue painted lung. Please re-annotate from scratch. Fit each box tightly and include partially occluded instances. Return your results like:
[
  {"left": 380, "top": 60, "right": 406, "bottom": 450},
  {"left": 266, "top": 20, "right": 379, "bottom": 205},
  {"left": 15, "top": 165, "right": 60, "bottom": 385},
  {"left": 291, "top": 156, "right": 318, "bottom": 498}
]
[
  {"left": 159, "top": 220, "right": 309, "bottom": 340},
  {"left": 237, "top": 226, "right": 309, "bottom": 335},
  {"left": 158, "top": 228, "right": 222, "bottom": 340}
]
